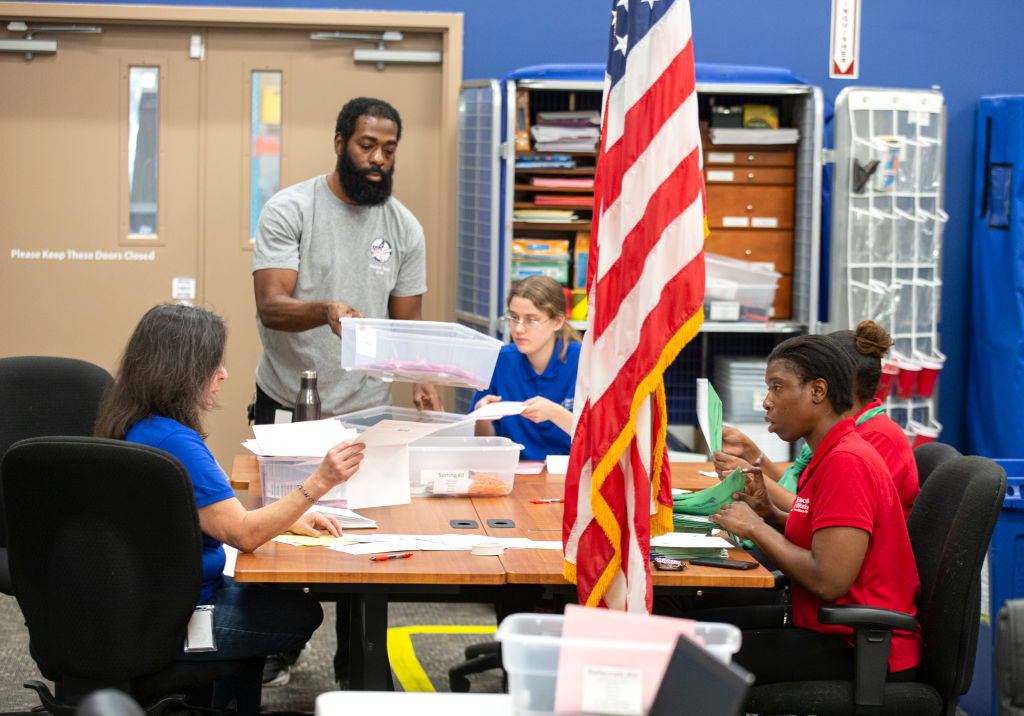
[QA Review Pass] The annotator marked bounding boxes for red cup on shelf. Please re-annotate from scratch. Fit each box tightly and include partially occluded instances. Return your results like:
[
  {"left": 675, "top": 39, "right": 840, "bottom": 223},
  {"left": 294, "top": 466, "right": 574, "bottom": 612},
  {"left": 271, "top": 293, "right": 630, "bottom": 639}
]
[
  {"left": 910, "top": 420, "right": 941, "bottom": 448},
  {"left": 895, "top": 360, "right": 921, "bottom": 400},
  {"left": 915, "top": 357, "right": 944, "bottom": 398},
  {"left": 875, "top": 361, "right": 899, "bottom": 402}
]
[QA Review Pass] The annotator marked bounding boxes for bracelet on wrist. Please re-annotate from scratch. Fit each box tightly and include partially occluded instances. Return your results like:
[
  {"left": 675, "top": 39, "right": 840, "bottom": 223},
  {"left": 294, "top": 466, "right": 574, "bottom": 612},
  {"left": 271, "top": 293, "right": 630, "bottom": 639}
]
[{"left": 296, "top": 483, "right": 316, "bottom": 504}]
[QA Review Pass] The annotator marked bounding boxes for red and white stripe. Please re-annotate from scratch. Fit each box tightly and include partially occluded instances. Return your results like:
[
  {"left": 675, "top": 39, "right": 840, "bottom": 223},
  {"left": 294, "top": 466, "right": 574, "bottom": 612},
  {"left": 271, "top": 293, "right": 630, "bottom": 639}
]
[{"left": 563, "top": 0, "right": 706, "bottom": 612}]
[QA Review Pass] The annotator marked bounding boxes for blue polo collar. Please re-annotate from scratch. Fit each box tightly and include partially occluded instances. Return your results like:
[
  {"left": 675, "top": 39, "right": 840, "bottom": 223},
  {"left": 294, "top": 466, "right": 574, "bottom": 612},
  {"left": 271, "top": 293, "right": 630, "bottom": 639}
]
[{"left": 516, "top": 337, "right": 565, "bottom": 382}]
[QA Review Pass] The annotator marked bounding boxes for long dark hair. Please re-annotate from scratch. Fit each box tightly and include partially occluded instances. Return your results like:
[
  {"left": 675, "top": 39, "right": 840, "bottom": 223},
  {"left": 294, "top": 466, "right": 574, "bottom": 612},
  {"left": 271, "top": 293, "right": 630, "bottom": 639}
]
[
  {"left": 507, "top": 275, "right": 582, "bottom": 362},
  {"left": 94, "top": 303, "right": 226, "bottom": 439},
  {"left": 830, "top": 320, "right": 894, "bottom": 403},
  {"left": 767, "top": 334, "right": 855, "bottom": 416}
]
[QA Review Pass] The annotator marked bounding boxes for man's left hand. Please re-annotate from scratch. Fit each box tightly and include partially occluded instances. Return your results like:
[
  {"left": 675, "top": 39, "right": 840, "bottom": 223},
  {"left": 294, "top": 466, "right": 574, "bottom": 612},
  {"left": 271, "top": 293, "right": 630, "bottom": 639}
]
[{"left": 413, "top": 383, "right": 443, "bottom": 412}]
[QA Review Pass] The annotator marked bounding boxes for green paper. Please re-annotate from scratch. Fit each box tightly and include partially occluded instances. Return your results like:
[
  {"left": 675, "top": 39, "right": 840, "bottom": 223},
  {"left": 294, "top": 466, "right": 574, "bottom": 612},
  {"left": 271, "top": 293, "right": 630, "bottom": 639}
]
[
  {"left": 696, "top": 378, "right": 723, "bottom": 456},
  {"left": 672, "top": 467, "right": 745, "bottom": 516}
]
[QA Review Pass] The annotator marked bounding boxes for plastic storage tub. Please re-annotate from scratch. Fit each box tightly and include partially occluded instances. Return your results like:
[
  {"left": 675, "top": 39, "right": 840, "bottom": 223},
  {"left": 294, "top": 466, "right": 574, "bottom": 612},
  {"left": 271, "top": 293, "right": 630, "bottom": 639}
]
[
  {"left": 408, "top": 436, "right": 523, "bottom": 496},
  {"left": 496, "top": 612, "right": 741, "bottom": 716},
  {"left": 339, "top": 318, "right": 502, "bottom": 390},
  {"left": 259, "top": 455, "right": 346, "bottom": 508},
  {"left": 335, "top": 405, "right": 474, "bottom": 438},
  {"left": 704, "top": 253, "right": 781, "bottom": 318}
]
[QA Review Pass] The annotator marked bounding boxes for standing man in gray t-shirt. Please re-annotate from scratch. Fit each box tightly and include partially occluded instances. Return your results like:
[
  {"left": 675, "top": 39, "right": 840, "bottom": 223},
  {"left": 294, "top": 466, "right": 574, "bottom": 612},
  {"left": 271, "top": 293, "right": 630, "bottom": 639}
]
[{"left": 251, "top": 96, "right": 441, "bottom": 424}]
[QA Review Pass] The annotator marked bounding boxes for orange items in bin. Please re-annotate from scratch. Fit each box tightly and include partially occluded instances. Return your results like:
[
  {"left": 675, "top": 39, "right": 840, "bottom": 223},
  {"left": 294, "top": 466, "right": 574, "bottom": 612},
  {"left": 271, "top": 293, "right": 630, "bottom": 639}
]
[{"left": 466, "top": 473, "right": 513, "bottom": 496}]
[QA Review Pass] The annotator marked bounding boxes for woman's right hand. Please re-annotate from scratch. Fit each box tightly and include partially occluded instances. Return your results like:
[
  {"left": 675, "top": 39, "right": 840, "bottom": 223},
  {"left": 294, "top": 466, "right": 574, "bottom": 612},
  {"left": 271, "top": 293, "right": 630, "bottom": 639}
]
[
  {"left": 735, "top": 465, "right": 776, "bottom": 521},
  {"left": 311, "top": 439, "right": 366, "bottom": 489},
  {"left": 721, "top": 425, "right": 762, "bottom": 464},
  {"left": 713, "top": 450, "right": 750, "bottom": 480},
  {"left": 474, "top": 394, "right": 501, "bottom": 416}
]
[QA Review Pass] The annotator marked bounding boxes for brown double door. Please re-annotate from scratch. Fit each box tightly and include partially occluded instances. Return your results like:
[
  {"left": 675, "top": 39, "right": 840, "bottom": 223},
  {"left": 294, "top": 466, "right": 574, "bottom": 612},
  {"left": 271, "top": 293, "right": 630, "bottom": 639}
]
[{"left": 0, "top": 8, "right": 456, "bottom": 464}]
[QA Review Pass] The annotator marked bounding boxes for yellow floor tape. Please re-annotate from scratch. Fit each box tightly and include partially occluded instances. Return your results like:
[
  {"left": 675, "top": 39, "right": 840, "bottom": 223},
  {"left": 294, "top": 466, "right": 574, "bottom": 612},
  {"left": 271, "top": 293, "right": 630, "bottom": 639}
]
[{"left": 386, "top": 624, "right": 498, "bottom": 692}]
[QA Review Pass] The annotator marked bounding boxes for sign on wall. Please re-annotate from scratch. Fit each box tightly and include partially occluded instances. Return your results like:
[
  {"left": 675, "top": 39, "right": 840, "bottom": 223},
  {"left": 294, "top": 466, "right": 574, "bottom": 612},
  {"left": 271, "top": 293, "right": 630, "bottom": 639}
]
[{"left": 830, "top": 0, "right": 861, "bottom": 79}]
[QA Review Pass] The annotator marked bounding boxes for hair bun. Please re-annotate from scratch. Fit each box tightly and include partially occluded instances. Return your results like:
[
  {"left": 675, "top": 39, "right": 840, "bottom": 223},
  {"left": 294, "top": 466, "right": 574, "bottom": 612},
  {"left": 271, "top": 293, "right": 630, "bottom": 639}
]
[{"left": 854, "top": 320, "right": 893, "bottom": 358}]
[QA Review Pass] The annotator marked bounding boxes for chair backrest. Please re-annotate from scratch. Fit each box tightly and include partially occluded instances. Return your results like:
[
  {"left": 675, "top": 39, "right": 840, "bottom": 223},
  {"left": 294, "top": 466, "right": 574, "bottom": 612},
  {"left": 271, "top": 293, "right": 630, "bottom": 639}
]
[
  {"left": 906, "top": 455, "right": 1006, "bottom": 701},
  {"left": 996, "top": 598, "right": 1024, "bottom": 716},
  {"left": 913, "top": 441, "right": 962, "bottom": 489},
  {"left": 2, "top": 436, "right": 203, "bottom": 685},
  {"left": 0, "top": 356, "right": 113, "bottom": 543}
]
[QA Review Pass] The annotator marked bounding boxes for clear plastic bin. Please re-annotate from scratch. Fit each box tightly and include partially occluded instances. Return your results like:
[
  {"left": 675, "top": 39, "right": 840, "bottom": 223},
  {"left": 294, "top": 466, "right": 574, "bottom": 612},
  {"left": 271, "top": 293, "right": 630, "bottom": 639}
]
[
  {"left": 259, "top": 455, "right": 347, "bottom": 508},
  {"left": 496, "top": 612, "right": 741, "bottom": 716},
  {"left": 340, "top": 318, "right": 502, "bottom": 390},
  {"left": 408, "top": 436, "right": 523, "bottom": 496},
  {"left": 704, "top": 253, "right": 780, "bottom": 315},
  {"left": 335, "top": 405, "right": 474, "bottom": 438}
]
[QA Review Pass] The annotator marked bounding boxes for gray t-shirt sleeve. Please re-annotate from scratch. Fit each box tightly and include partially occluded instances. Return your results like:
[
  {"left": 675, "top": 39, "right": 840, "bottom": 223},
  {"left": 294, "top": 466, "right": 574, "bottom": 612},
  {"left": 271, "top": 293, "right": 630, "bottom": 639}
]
[
  {"left": 252, "top": 189, "right": 304, "bottom": 273},
  {"left": 391, "top": 212, "right": 427, "bottom": 298}
]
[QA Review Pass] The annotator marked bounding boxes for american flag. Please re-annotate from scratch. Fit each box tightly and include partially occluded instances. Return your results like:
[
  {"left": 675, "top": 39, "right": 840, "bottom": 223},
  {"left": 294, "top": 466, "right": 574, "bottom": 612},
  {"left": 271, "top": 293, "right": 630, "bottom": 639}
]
[{"left": 562, "top": 0, "right": 706, "bottom": 611}]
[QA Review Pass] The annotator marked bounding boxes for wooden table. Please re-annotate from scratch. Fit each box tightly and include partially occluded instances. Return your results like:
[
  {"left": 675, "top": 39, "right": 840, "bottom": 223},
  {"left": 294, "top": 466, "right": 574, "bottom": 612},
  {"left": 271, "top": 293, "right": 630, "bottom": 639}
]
[{"left": 230, "top": 456, "right": 775, "bottom": 688}]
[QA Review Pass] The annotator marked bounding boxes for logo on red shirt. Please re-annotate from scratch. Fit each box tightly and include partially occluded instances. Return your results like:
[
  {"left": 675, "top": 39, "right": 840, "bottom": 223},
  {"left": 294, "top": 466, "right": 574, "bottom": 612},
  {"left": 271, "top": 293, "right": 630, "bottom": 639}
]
[{"left": 792, "top": 496, "right": 810, "bottom": 514}]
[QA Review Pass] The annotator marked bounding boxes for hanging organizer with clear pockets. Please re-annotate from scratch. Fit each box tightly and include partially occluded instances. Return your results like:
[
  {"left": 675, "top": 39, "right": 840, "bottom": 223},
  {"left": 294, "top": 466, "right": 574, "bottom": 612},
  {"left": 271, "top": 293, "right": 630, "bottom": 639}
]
[{"left": 828, "top": 88, "right": 947, "bottom": 443}]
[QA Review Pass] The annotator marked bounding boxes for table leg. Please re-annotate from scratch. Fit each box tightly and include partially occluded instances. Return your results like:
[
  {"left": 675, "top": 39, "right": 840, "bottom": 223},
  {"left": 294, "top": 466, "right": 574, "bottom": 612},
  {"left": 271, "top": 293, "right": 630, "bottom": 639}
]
[{"left": 361, "top": 595, "right": 394, "bottom": 691}]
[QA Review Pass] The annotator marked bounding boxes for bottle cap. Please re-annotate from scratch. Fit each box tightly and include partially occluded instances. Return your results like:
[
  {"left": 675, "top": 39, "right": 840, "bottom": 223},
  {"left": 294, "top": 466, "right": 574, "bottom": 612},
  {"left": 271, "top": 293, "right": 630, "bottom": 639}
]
[{"left": 301, "top": 370, "right": 317, "bottom": 380}]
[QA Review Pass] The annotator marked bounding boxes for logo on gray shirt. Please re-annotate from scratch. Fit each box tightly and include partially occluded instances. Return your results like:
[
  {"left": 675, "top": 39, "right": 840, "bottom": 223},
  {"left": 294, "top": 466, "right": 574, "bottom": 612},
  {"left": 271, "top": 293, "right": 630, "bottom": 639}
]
[{"left": 370, "top": 237, "right": 393, "bottom": 263}]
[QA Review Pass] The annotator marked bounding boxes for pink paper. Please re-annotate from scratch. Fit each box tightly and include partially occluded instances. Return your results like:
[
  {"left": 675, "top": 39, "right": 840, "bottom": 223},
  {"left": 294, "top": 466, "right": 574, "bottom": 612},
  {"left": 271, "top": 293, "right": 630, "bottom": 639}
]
[{"left": 553, "top": 604, "right": 699, "bottom": 714}]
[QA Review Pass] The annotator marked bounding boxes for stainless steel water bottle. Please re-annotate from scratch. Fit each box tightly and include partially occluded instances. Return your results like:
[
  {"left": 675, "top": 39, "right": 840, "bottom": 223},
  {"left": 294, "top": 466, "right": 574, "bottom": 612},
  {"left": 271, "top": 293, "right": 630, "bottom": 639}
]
[{"left": 293, "top": 370, "right": 321, "bottom": 421}]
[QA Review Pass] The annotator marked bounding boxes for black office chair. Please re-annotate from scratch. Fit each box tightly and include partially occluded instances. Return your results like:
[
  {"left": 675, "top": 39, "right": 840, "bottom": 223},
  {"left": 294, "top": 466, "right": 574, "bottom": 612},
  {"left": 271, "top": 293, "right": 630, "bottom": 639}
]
[
  {"left": 0, "top": 355, "right": 114, "bottom": 596},
  {"left": 743, "top": 454, "right": 1006, "bottom": 716},
  {"left": 913, "top": 441, "right": 961, "bottom": 488},
  {"left": 3, "top": 436, "right": 263, "bottom": 715},
  {"left": 996, "top": 598, "right": 1024, "bottom": 716}
]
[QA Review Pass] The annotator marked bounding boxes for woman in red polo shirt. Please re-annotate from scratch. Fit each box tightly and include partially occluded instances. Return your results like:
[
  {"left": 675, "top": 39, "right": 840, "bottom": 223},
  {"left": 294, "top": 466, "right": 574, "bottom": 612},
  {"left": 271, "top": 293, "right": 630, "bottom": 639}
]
[
  {"left": 714, "top": 321, "right": 919, "bottom": 520},
  {"left": 709, "top": 334, "right": 921, "bottom": 683}
]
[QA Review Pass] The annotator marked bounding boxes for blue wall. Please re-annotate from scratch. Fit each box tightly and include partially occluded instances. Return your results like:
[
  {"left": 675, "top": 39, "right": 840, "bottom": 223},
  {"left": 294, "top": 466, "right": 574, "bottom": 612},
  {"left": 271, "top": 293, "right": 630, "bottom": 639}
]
[{"left": 57, "top": 0, "right": 1024, "bottom": 450}]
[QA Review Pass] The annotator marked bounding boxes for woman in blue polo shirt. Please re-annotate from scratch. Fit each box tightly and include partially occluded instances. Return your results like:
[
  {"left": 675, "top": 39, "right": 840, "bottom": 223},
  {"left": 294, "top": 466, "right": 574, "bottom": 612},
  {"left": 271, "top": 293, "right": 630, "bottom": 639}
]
[{"left": 473, "top": 275, "right": 582, "bottom": 460}]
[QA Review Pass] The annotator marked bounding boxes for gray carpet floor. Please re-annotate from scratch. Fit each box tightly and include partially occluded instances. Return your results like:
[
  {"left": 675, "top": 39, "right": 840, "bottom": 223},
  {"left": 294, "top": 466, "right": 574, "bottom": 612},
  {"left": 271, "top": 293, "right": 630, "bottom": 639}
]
[{"left": 0, "top": 593, "right": 504, "bottom": 713}]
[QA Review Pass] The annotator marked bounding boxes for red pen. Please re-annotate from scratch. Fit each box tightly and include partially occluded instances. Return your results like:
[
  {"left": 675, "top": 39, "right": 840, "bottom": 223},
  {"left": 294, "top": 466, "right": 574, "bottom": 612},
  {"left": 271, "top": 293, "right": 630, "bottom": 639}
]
[
  {"left": 530, "top": 498, "right": 564, "bottom": 504},
  {"left": 369, "top": 552, "right": 414, "bottom": 562}
]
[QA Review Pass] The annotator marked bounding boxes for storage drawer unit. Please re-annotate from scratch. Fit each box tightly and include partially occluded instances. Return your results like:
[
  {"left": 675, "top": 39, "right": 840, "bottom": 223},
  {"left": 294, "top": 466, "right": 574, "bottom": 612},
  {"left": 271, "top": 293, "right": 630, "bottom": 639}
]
[{"left": 703, "top": 139, "right": 797, "bottom": 319}]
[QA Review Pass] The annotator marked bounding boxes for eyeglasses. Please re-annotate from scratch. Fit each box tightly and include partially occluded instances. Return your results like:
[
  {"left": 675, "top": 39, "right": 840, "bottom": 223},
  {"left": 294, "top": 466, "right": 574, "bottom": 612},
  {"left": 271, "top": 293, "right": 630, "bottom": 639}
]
[{"left": 500, "top": 313, "right": 550, "bottom": 329}]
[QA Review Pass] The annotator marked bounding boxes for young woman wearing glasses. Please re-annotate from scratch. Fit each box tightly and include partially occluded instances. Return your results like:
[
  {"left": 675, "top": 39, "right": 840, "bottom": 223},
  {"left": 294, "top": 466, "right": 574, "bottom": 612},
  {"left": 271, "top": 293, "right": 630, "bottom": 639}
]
[{"left": 472, "top": 275, "right": 582, "bottom": 460}]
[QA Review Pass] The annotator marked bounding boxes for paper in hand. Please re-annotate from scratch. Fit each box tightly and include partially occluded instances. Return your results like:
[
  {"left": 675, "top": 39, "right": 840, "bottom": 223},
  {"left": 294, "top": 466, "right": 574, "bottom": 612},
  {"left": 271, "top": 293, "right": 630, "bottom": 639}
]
[{"left": 696, "top": 378, "right": 723, "bottom": 457}]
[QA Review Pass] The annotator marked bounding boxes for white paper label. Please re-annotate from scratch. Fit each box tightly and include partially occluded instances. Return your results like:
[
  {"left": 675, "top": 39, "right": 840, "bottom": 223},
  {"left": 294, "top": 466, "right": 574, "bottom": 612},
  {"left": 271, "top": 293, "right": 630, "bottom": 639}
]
[
  {"left": 355, "top": 324, "right": 376, "bottom": 358},
  {"left": 751, "top": 217, "right": 779, "bottom": 228},
  {"left": 422, "top": 468, "right": 471, "bottom": 495},
  {"left": 707, "top": 152, "right": 735, "bottom": 164},
  {"left": 171, "top": 276, "right": 196, "bottom": 300},
  {"left": 581, "top": 665, "right": 644, "bottom": 716},
  {"left": 706, "top": 170, "right": 735, "bottom": 182},
  {"left": 708, "top": 301, "right": 740, "bottom": 321},
  {"left": 722, "top": 216, "right": 750, "bottom": 228}
]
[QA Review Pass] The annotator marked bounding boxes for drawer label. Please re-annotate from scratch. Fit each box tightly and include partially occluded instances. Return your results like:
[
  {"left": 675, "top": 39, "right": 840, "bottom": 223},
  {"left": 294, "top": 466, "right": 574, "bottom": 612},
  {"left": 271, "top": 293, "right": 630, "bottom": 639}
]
[
  {"left": 752, "top": 217, "right": 779, "bottom": 228},
  {"left": 722, "top": 216, "right": 750, "bottom": 228},
  {"left": 706, "top": 170, "right": 735, "bottom": 182},
  {"left": 707, "top": 152, "right": 735, "bottom": 164}
]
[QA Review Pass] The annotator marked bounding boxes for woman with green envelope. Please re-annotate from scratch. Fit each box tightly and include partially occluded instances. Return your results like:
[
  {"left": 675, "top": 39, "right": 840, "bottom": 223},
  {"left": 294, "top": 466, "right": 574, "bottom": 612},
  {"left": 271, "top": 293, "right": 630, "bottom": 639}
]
[{"left": 713, "top": 320, "right": 919, "bottom": 519}]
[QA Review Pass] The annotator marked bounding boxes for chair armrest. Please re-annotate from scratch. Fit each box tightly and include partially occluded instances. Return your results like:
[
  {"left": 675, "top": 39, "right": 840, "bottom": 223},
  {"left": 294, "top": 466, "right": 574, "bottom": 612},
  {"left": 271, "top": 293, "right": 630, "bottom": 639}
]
[
  {"left": 819, "top": 604, "right": 919, "bottom": 633},
  {"left": 817, "top": 604, "right": 918, "bottom": 710}
]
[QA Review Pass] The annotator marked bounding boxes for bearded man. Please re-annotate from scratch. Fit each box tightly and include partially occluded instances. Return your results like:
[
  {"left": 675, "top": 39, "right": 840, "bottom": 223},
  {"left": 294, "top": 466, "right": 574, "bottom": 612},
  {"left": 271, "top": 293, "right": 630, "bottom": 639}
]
[{"left": 251, "top": 96, "right": 441, "bottom": 426}]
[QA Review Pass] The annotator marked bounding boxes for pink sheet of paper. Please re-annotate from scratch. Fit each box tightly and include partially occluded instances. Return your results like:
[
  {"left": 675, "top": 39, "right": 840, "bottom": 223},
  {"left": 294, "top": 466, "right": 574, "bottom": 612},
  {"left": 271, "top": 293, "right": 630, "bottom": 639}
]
[
  {"left": 516, "top": 460, "right": 546, "bottom": 475},
  {"left": 553, "top": 604, "right": 699, "bottom": 715}
]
